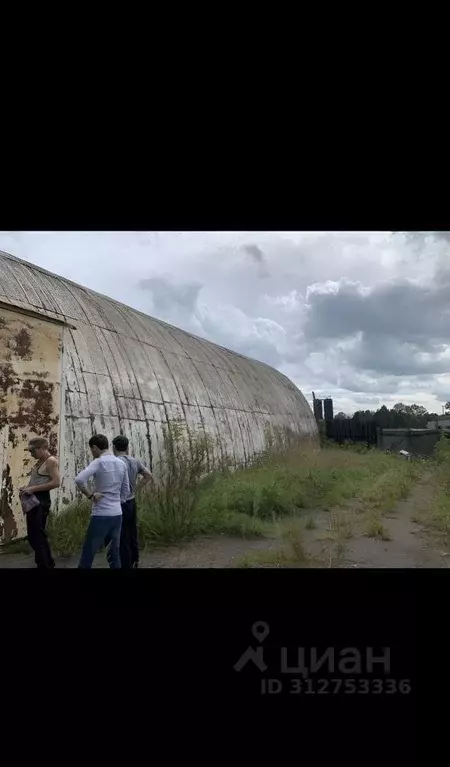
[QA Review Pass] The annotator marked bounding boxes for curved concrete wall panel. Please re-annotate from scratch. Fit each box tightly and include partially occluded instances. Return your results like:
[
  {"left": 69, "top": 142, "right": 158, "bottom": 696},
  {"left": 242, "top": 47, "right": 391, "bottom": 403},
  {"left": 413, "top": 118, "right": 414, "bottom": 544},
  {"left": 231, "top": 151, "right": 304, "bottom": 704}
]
[{"left": 0, "top": 250, "right": 318, "bottom": 539}]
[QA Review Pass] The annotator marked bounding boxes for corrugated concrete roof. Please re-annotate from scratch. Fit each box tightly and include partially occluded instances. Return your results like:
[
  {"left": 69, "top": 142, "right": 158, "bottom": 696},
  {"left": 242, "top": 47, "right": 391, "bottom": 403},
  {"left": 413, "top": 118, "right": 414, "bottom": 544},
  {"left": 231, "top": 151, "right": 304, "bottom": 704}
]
[
  {"left": 0, "top": 248, "right": 308, "bottom": 394},
  {"left": 0, "top": 249, "right": 318, "bottom": 509}
]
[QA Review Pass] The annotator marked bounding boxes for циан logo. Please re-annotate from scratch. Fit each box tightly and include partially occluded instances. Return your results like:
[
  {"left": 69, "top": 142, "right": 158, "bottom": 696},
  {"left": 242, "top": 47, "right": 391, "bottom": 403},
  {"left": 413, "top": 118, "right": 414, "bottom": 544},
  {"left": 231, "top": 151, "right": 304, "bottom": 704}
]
[
  {"left": 233, "top": 621, "right": 270, "bottom": 672},
  {"left": 233, "top": 621, "right": 412, "bottom": 697}
]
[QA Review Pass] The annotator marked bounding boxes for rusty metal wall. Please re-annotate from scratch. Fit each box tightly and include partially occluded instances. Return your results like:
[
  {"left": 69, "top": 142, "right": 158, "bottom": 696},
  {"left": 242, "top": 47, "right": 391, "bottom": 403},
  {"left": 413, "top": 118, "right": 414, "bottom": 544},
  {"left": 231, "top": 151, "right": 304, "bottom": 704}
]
[
  {"left": 0, "top": 250, "right": 318, "bottom": 530},
  {"left": 0, "top": 303, "right": 63, "bottom": 541}
]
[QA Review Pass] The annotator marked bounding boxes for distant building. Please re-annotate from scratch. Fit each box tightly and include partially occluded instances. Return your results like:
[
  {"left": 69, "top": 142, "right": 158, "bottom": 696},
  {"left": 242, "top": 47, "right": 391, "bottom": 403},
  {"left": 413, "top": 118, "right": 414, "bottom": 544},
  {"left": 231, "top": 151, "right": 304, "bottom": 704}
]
[
  {"left": 426, "top": 415, "right": 450, "bottom": 430},
  {"left": 313, "top": 398, "right": 323, "bottom": 421},
  {"left": 323, "top": 398, "right": 334, "bottom": 421}
]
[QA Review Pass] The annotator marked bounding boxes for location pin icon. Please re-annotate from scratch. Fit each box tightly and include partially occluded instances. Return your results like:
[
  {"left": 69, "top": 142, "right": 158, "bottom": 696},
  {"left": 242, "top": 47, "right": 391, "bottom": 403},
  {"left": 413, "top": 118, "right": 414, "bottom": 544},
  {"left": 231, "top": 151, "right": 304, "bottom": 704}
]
[{"left": 252, "top": 621, "right": 270, "bottom": 643}]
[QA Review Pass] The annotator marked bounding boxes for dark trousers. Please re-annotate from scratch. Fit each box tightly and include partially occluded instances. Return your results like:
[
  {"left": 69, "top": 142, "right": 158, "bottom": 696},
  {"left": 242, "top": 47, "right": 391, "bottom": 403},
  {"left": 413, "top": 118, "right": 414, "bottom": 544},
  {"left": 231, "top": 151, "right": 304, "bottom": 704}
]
[
  {"left": 78, "top": 514, "right": 122, "bottom": 569},
  {"left": 120, "top": 499, "right": 139, "bottom": 569},
  {"left": 26, "top": 504, "right": 55, "bottom": 569}
]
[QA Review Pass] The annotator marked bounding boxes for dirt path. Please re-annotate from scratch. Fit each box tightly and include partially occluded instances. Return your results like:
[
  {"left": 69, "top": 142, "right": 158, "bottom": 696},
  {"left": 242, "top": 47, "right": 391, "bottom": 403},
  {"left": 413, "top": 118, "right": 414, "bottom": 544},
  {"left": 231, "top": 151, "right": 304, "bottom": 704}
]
[
  {"left": 0, "top": 535, "right": 279, "bottom": 569},
  {"left": 340, "top": 475, "right": 449, "bottom": 568},
  {"left": 0, "top": 474, "right": 447, "bottom": 568}
]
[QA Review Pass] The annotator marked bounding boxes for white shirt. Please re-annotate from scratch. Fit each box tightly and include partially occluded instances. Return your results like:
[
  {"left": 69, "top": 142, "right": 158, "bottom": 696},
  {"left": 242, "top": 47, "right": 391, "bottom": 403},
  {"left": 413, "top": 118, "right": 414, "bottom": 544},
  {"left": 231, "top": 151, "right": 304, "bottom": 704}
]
[{"left": 75, "top": 454, "right": 130, "bottom": 517}]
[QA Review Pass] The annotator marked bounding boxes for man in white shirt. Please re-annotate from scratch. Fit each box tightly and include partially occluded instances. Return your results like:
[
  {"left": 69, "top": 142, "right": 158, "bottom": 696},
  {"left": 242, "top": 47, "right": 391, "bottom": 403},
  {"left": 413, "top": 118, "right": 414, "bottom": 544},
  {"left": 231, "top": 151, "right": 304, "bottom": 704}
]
[{"left": 75, "top": 434, "right": 130, "bottom": 569}]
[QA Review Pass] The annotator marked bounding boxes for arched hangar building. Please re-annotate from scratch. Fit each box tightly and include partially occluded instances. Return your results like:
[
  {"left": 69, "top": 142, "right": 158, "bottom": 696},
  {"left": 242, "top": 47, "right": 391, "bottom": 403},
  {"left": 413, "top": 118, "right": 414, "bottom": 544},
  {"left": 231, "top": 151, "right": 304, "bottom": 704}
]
[{"left": 0, "top": 250, "right": 318, "bottom": 541}]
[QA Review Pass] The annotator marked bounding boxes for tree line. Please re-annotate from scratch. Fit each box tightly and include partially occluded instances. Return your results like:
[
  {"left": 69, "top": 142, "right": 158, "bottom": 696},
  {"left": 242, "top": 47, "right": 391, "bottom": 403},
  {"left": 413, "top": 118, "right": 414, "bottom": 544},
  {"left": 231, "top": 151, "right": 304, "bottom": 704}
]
[{"left": 334, "top": 402, "right": 449, "bottom": 430}]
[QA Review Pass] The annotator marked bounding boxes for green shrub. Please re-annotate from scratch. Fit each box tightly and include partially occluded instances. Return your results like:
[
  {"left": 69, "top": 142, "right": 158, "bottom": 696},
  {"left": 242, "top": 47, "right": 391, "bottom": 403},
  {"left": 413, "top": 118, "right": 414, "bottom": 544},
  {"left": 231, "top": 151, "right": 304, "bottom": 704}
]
[{"left": 434, "top": 433, "right": 450, "bottom": 466}]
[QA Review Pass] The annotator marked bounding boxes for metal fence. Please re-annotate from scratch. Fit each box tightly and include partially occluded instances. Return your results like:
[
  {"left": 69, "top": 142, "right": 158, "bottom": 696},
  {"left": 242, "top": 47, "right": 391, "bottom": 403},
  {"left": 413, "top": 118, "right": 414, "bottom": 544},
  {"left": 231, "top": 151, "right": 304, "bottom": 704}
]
[
  {"left": 323, "top": 417, "right": 450, "bottom": 457},
  {"left": 325, "top": 418, "right": 378, "bottom": 445}
]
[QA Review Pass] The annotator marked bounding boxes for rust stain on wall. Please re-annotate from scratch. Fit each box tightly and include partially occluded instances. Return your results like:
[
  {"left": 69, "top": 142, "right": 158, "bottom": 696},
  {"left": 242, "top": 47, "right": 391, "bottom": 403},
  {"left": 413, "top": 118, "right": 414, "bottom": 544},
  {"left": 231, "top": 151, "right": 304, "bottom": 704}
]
[
  {"left": 16, "top": 380, "right": 59, "bottom": 435},
  {"left": 27, "top": 370, "right": 50, "bottom": 379},
  {"left": 0, "top": 363, "right": 15, "bottom": 394},
  {"left": 0, "top": 464, "right": 17, "bottom": 540},
  {"left": 0, "top": 305, "right": 62, "bottom": 542},
  {"left": 49, "top": 432, "right": 58, "bottom": 456},
  {"left": 14, "top": 328, "right": 33, "bottom": 360}
]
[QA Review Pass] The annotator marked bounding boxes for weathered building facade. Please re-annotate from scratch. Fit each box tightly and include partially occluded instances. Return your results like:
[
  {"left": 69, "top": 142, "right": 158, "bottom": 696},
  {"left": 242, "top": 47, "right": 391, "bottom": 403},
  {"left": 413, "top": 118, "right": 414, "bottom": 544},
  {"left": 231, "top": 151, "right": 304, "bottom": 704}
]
[{"left": 0, "top": 250, "right": 318, "bottom": 541}]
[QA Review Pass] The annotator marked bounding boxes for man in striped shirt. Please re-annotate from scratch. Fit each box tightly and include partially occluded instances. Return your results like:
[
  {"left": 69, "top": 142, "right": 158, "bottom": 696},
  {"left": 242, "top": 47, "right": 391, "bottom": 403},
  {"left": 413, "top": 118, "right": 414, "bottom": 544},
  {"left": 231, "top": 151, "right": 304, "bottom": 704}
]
[{"left": 112, "top": 435, "right": 153, "bottom": 569}]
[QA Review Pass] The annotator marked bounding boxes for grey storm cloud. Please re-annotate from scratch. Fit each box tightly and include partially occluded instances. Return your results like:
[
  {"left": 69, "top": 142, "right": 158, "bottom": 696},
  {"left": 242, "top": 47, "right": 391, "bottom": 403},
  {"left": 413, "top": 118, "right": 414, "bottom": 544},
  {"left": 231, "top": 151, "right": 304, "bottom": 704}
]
[
  {"left": 138, "top": 273, "right": 284, "bottom": 368},
  {"left": 337, "top": 371, "right": 436, "bottom": 395},
  {"left": 198, "top": 312, "right": 283, "bottom": 368},
  {"left": 339, "top": 379, "right": 399, "bottom": 395},
  {"left": 304, "top": 278, "right": 450, "bottom": 348},
  {"left": 403, "top": 231, "right": 450, "bottom": 244},
  {"left": 303, "top": 275, "right": 450, "bottom": 378},
  {"left": 347, "top": 336, "right": 450, "bottom": 376},
  {"left": 2, "top": 230, "right": 450, "bottom": 414},
  {"left": 430, "top": 231, "right": 450, "bottom": 243},
  {"left": 243, "top": 243, "right": 265, "bottom": 264},
  {"left": 139, "top": 276, "right": 203, "bottom": 314},
  {"left": 242, "top": 244, "right": 270, "bottom": 279}
]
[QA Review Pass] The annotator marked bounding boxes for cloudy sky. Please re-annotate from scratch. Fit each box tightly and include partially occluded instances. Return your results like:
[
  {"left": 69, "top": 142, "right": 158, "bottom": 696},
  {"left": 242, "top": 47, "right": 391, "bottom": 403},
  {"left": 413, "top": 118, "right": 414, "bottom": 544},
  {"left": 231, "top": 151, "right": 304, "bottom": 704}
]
[{"left": 0, "top": 230, "right": 449, "bottom": 415}]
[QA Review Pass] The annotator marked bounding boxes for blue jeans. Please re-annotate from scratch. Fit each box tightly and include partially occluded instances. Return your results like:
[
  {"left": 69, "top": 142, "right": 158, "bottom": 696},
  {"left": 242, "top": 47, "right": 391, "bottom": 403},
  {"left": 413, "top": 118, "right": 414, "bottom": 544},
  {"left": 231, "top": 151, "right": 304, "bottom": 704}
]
[{"left": 78, "top": 515, "right": 123, "bottom": 569}]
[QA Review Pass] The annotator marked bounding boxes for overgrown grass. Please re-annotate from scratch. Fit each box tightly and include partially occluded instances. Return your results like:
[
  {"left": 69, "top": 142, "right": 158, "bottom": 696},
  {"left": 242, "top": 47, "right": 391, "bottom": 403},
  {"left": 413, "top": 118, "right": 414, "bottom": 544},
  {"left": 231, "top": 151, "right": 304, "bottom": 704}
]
[
  {"left": 45, "top": 423, "right": 421, "bottom": 557},
  {"left": 418, "top": 489, "right": 450, "bottom": 548},
  {"left": 1, "top": 539, "right": 32, "bottom": 556},
  {"left": 235, "top": 511, "right": 352, "bottom": 569},
  {"left": 236, "top": 519, "right": 312, "bottom": 568},
  {"left": 276, "top": 518, "right": 309, "bottom": 564},
  {"left": 47, "top": 500, "right": 91, "bottom": 557},
  {"left": 364, "top": 516, "right": 391, "bottom": 541},
  {"left": 412, "top": 434, "right": 450, "bottom": 547},
  {"left": 237, "top": 549, "right": 290, "bottom": 568},
  {"left": 194, "top": 443, "right": 419, "bottom": 523}
]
